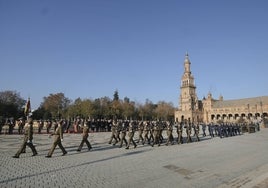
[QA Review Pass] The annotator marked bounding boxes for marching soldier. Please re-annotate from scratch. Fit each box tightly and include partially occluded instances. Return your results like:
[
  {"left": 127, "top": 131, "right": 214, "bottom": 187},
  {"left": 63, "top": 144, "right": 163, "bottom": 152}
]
[
  {"left": 149, "top": 121, "right": 154, "bottom": 144},
  {"left": 236, "top": 123, "right": 241, "bottom": 135},
  {"left": 108, "top": 120, "right": 118, "bottom": 144},
  {"left": 185, "top": 121, "right": 192, "bottom": 143},
  {"left": 77, "top": 120, "right": 92, "bottom": 152},
  {"left": 136, "top": 121, "right": 144, "bottom": 144},
  {"left": 125, "top": 121, "right": 137, "bottom": 149},
  {"left": 113, "top": 120, "right": 121, "bottom": 145},
  {"left": 217, "top": 124, "right": 223, "bottom": 138},
  {"left": 119, "top": 120, "right": 128, "bottom": 148},
  {"left": 151, "top": 122, "right": 161, "bottom": 147},
  {"left": 159, "top": 122, "right": 164, "bottom": 144},
  {"left": 12, "top": 118, "right": 37, "bottom": 158},
  {"left": 46, "top": 120, "right": 67, "bottom": 158},
  {"left": 193, "top": 123, "right": 200, "bottom": 142},
  {"left": 143, "top": 121, "right": 150, "bottom": 144},
  {"left": 202, "top": 124, "right": 206, "bottom": 137},
  {"left": 208, "top": 123, "right": 214, "bottom": 137},
  {"left": 176, "top": 122, "right": 184, "bottom": 144},
  {"left": 165, "top": 121, "right": 174, "bottom": 145}
]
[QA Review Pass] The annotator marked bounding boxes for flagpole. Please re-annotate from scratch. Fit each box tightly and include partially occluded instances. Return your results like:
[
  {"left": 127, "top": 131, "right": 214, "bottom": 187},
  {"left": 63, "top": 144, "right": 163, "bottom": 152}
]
[{"left": 25, "top": 97, "right": 31, "bottom": 120}]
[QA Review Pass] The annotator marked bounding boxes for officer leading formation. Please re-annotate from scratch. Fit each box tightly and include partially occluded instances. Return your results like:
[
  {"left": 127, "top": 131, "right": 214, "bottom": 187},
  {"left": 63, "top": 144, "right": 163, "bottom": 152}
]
[{"left": 12, "top": 118, "right": 37, "bottom": 158}]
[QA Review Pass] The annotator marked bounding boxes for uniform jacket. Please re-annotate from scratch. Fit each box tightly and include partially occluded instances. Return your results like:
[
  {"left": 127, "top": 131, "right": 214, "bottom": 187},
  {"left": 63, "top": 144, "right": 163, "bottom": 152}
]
[
  {"left": 24, "top": 123, "right": 34, "bottom": 141},
  {"left": 54, "top": 124, "right": 63, "bottom": 140}
]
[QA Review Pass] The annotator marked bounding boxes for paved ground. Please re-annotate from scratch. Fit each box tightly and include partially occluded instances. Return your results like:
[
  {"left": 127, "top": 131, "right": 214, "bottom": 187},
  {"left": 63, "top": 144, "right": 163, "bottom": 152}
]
[{"left": 1, "top": 129, "right": 268, "bottom": 188}]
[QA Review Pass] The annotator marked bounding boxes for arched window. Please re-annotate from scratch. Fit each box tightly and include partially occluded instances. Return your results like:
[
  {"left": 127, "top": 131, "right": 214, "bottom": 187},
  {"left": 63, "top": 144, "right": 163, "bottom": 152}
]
[
  {"left": 211, "top": 114, "right": 215, "bottom": 121},
  {"left": 234, "top": 114, "right": 239, "bottom": 120}
]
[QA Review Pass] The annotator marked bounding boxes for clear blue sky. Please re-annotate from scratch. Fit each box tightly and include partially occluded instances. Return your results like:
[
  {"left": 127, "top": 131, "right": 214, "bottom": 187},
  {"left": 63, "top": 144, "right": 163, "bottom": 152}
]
[{"left": 1, "top": 0, "right": 268, "bottom": 109}]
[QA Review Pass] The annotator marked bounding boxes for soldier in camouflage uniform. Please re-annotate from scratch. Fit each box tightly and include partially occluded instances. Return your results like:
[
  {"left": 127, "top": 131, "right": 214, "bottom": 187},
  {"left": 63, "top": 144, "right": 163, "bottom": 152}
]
[
  {"left": 149, "top": 121, "right": 154, "bottom": 144},
  {"left": 108, "top": 120, "right": 118, "bottom": 144},
  {"left": 136, "top": 121, "right": 144, "bottom": 145},
  {"left": 151, "top": 122, "right": 161, "bottom": 147},
  {"left": 143, "top": 121, "right": 150, "bottom": 145},
  {"left": 125, "top": 121, "right": 137, "bottom": 149},
  {"left": 165, "top": 121, "right": 174, "bottom": 145},
  {"left": 119, "top": 120, "right": 128, "bottom": 148},
  {"left": 159, "top": 122, "right": 164, "bottom": 144},
  {"left": 113, "top": 120, "right": 121, "bottom": 145}
]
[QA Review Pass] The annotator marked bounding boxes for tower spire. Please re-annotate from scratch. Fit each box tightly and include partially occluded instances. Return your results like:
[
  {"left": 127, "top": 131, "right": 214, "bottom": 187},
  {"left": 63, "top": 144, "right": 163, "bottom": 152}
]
[{"left": 184, "top": 52, "right": 191, "bottom": 73}]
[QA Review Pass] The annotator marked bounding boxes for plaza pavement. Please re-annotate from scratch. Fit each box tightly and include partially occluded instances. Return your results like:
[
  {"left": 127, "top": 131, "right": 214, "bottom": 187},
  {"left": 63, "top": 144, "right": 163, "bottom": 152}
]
[{"left": 1, "top": 128, "right": 268, "bottom": 188}]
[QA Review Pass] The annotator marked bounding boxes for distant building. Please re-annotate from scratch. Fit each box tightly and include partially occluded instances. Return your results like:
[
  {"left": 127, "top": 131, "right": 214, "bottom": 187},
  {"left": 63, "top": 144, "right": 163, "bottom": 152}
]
[{"left": 174, "top": 53, "right": 268, "bottom": 124}]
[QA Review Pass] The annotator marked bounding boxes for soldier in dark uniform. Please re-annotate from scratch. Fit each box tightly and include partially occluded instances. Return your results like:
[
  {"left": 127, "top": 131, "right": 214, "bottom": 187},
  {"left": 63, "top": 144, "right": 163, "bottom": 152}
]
[
  {"left": 218, "top": 124, "right": 223, "bottom": 138},
  {"left": 202, "top": 124, "right": 206, "bottom": 137},
  {"left": 208, "top": 123, "right": 214, "bottom": 137},
  {"left": 46, "top": 120, "right": 67, "bottom": 157},
  {"left": 8, "top": 119, "right": 14, "bottom": 134},
  {"left": 213, "top": 124, "right": 217, "bottom": 136},
  {"left": 237, "top": 123, "right": 241, "bottom": 135},
  {"left": 125, "top": 121, "right": 137, "bottom": 149},
  {"left": 222, "top": 123, "right": 227, "bottom": 137},
  {"left": 228, "top": 123, "right": 233, "bottom": 137},
  {"left": 77, "top": 120, "right": 92, "bottom": 151},
  {"left": 12, "top": 118, "right": 37, "bottom": 158},
  {"left": 119, "top": 120, "right": 128, "bottom": 148}
]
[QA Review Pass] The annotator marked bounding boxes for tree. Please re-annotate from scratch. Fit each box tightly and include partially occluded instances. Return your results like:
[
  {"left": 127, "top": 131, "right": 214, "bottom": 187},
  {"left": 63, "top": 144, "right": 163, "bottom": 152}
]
[
  {"left": 41, "top": 93, "right": 71, "bottom": 119},
  {"left": 143, "top": 99, "right": 156, "bottom": 120},
  {"left": 111, "top": 90, "right": 121, "bottom": 119},
  {"left": 113, "top": 90, "right": 119, "bottom": 101},
  {"left": 0, "top": 90, "right": 26, "bottom": 119},
  {"left": 68, "top": 98, "right": 83, "bottom": 118},
  {"left": 32, "top": 106, "right": 52, "bottom": 120},
  {"left": 95, "top": 97, "right": 112, "bottom": 119},
  {"left": 122, "top": 98, "right": 135, "bottom": 120},
  {"left": 154, "top": 101, "right": 175, "bottom": 121}
]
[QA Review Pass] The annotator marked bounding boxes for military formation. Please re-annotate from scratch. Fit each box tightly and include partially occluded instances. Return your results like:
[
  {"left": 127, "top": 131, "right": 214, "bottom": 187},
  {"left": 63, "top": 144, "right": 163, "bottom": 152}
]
[{"left": 9, "top": 117, "right": 260, "bottom": 158}]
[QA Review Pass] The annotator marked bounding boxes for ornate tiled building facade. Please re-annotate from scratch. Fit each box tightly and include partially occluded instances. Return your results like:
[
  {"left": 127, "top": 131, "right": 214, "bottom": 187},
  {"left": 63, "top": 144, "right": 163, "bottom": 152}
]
[{"left": 174, "top": 53, "right": 268, "bottom": 124}]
